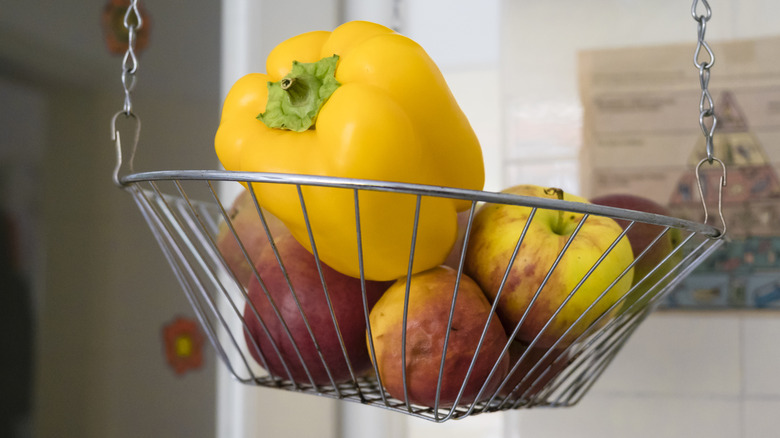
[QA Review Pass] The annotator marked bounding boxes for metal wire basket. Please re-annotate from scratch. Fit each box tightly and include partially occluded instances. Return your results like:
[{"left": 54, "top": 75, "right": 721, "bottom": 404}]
[
  {"left": 117, "top": 165, "right": 724, "bottom": 423},
  {"left": 101, "top": 0, "right": 731, "bottom": 423}
]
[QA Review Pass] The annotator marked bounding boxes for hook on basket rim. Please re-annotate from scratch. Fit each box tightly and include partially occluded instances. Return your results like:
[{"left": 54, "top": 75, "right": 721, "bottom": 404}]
[
  {"left": 695, "top": 156, "right": 727, "bottom": 238},
  {"left": 110, "top": 110, "right": 141, "bottom": 187}
]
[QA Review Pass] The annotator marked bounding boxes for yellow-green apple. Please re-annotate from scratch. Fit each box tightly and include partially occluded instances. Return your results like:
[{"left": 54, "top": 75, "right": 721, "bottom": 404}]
[
  {"left": 368, "top": 266, "right": 509, "bottom": 407},
  {"left": 216, "top": 189, "right": 286, "bottom": 287},
  {"left": 464, "top": 185, "right": 634, "bottom": 349},
  {"left": 590, "top": 193, "right": 683, "bottom": 312},
  {"left": 242, "top": 232, "right": 391, "bottom": 386}
]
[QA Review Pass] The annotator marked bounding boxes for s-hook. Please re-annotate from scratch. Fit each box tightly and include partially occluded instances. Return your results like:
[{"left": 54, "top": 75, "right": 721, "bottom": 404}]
[
  {"left": 691, "top": 0, "right": 726, "bottom": 237},
  {"left": 110, "top": 0, "right": 144, "bottom": 187}
]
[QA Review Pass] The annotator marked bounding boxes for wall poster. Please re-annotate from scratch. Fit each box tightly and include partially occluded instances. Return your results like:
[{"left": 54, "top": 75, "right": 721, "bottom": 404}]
[{"left": 579, "top": 35, "right": 780, "bottom": 309}]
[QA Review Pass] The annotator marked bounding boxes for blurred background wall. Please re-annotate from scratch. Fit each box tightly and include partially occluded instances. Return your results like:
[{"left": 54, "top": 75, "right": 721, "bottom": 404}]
[{"left": 1, "top": 1, "right": 221, "bottom": 437}]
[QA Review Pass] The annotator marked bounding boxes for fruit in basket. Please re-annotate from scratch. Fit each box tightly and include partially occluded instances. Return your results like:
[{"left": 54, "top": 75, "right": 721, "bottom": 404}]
[
  {"left": 443, "top": 210, "right": 471, "bottom": 270},
  {"left": 368, "top": 266, "right": 509, "bottom": 407},
  {"left": 242, "top": 233, "right": 391, "bottom": 385},
  {"left": 464, "top": 185, "right": 634, "bottom": 349},
  {"left": 214, "top": 20, "right": 485, "bottom": 281},
  {"left": 501, "top": 340, "right": 575, "bottom": 399},
  {"left": 590, "top": 194, "right": 683, "bottom": 312},
  {"left": 216, "top": 189, "right": 286, "bottom": 287}
]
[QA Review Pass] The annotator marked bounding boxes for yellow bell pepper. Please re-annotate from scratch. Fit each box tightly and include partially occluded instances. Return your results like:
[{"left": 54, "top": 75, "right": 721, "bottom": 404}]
[{"left": 215, "top": 20, "right": 484, "bottom": 281}]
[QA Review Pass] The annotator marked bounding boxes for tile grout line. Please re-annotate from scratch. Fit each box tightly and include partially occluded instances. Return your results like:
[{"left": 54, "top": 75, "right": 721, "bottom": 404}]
[{"left": 738, "top": 314, "right": 746, "bottom": 438}]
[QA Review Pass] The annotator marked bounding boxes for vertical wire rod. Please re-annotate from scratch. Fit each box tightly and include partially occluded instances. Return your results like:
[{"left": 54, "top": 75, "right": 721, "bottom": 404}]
[
  {"left": 400, "top": 195, "right": 423, "bottom": 412},
  {"left": 205, "top": 182, "right": 274, "bottom": 381},
  {"left": 163, "top": 181, "right": 260, "bottom": 378},
  {"left": 135, "top": 184, "right": 248, "bottom": 378}
]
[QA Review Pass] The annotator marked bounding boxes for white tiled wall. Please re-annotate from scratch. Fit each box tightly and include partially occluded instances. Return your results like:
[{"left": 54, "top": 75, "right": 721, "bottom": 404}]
[
  {"left": 743, "top": 315, "right": 780, "bottom": 396},
  {"left": 512, "top": 311, "right": 780, "bottom": 438},
  {"left": 593, "top": 313, "right": 742, "bottom": 397},
  {"left": 744, "top": 399, "right": 780, "bottom": 438},
  {"left": 515, "top": 393, "right": 742, "bottom": 438}
]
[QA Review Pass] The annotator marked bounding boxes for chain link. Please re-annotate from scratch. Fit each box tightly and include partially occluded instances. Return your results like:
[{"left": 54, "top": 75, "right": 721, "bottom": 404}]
[
  {"left": 691, "top": 0, "right": 726, "bottom": 236},
  {"left": 691, "top": 0, "right": 717, "bottom": 162},
  {"left": 111, "top": 0, "right": 144, "bottom": 186},
  {"left": 121, "top": 0, "right": 143, "bottom": 115}
]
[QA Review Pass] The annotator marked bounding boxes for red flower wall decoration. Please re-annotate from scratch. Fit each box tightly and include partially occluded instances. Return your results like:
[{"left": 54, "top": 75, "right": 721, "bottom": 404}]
[{"left": 163, "top": 316, "right": 205, "bottom": 375}]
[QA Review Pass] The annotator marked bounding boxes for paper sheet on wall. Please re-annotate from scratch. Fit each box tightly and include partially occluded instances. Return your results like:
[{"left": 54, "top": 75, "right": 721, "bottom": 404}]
[{"left": 578, "top": 35, "right": 780, "bottom": 309}]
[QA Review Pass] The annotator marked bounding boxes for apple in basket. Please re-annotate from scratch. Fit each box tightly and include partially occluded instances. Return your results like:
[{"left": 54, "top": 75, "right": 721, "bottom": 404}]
[
  {"left": 500, "top": 340, "right": 576, "bottom": 400},
  {"left": 216, "top": 188, "right": 286, "bottom": 287},
  {"left": 464, "top": 185, "right": 635, "bottom": 349},
  {"left": 242, "top": 232, "right": 391, "bottom": 386},
  {"left": 368, "top": 266, "right": 509, "bottom": 407},
  {"left": 590, "top": 193, "right": 683, "bottom": 313}
]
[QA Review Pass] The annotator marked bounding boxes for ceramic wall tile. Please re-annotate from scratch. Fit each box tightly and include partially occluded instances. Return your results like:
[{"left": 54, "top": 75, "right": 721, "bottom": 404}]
[
  {"left": 743, "top": 398, "right": 780, "bottom": 438},
  {"left": 514, "top": 394, "right": 741, "bottom": 438},
  {"left": 742, "top": 314, "right": 780, "bottom": 396},
  {"left": 590, "top": 312, "right": 742, "bottom": 396}
]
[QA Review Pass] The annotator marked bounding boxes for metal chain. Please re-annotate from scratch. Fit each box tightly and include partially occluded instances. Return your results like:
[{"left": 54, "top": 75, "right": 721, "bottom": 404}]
[
  {"left": 691, "top": 0, "right": 717, "bottom": 161},
  {"left": 121, "top": 0, "right": 144, "bottom": 115},
  {"left": 691, "top": 0, "right": 726, "bottom": 236},
  {"left": 110, "top": 0, "right": 144, "bottom": 186}
]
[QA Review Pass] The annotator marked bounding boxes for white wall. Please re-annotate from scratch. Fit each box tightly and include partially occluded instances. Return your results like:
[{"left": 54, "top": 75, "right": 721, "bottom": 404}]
[{"left": 402, "top": 0, "right": 503, "bottom": 192}]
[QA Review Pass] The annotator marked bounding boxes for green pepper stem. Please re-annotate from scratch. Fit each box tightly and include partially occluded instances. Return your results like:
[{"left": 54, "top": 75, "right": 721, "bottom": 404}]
[
  {"left": 258, "top": 55, "right": 340, "bottom": 132},
  {"left": 280, "top": 77, "right": 310, "bottom": 106}
]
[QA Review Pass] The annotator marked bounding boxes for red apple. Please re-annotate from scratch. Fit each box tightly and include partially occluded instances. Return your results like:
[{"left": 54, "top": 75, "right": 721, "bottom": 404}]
[
  {"left": 464, "top": 185, "right": 635, "bottom": 349},
  {"left": 590, "top": 194, "right": 683, "bottom": 312},
  {"left": 216, "top": 189, "right": 286, "bottom": 287},
  {"left": 368, "top": 266, "right": 509, "bottom": 407},
  {"left": 242, "top": 232, "right": 390, "bottom": 386},
  {"left": 500, "top": 340, "right": 574, "bottom": 400}
]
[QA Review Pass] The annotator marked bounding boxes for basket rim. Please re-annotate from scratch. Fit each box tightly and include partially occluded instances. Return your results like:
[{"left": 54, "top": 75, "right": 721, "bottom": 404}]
[{"left": 121, "top": 169, "right": 722, "bottom": 238}]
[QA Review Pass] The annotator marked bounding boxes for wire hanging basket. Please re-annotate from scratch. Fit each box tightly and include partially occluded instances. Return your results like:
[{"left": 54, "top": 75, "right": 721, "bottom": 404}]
[
  {"left": 116, "top": 166, "right": 724, "bottom": 422},
  {"left": 109, "top": 0, "right": 727, "bottom": 424}
]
